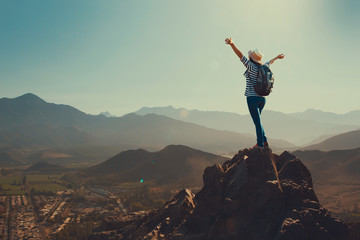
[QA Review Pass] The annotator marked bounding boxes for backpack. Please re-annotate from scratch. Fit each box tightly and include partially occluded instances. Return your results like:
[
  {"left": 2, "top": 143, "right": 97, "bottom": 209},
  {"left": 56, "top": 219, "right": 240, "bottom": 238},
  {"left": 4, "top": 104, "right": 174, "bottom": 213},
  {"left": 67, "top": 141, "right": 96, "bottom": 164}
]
[{"left": 254, "top": 64, "right": 274, "bottom": 96}]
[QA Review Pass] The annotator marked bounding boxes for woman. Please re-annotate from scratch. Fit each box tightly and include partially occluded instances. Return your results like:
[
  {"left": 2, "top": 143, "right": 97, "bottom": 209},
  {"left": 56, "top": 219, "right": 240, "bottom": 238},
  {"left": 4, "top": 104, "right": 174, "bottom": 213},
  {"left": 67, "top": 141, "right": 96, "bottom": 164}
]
[{"left": 225, "top": 37, "right": 285, "bottom": 148}]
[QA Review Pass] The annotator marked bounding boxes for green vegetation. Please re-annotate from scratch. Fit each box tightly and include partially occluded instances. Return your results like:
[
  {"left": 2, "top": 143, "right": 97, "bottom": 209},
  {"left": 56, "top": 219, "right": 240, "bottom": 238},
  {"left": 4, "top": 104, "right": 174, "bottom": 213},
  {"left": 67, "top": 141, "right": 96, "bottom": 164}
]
[
  {"left": 0, "top": 174, "right": 70, "bottom": 195},
  {"left": 31, "top": 183, "right": 67, "bottom": 192},
  {"left": 26, "top": 174, "right": 68, "bottom": 192},
  {"left": 26, "top": 174, "right": 63, "bottom": 181},
  {"left": 0, "top": 175, "right": 25, "bottom": 195}
]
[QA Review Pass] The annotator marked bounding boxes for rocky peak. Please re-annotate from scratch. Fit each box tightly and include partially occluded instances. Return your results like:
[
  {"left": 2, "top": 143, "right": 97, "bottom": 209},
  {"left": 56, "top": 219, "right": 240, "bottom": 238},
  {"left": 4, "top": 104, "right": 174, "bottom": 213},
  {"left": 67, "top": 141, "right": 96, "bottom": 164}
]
[
  {"left": 90, "top": 147, "right": 350, "bottom": 240},
  {"left": 13, "top": 93, "right": 47, "bottom": 105}
]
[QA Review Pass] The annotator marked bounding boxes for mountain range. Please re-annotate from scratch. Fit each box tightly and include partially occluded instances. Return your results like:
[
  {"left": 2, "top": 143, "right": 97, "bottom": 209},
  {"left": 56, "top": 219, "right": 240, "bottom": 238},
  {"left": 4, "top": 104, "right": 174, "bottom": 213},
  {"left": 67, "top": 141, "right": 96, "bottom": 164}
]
[
  {"left": 0, "top": 93, "right": 98, "bottom": 131},
  {"left": 136, "top": 106, "right": 360, "bottom": 145},
  {"left": 289, "top": 108, "right": 360, "bottom": 126},
  {"left": 0, "top": 93, "right": 359, "bottom": 167},
  {"left": 0, "top": 94, "right": 294, "bottom": 162},
  {"left": 0, "top": 124, "right": 95, "bottom": 148}
]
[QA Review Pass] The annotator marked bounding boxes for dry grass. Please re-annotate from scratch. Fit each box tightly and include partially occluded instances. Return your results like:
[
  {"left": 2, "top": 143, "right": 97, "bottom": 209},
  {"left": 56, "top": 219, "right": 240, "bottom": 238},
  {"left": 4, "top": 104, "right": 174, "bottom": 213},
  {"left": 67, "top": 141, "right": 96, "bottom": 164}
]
[{"left": 315, "top": 183, "right": 360, "bottom": 213}]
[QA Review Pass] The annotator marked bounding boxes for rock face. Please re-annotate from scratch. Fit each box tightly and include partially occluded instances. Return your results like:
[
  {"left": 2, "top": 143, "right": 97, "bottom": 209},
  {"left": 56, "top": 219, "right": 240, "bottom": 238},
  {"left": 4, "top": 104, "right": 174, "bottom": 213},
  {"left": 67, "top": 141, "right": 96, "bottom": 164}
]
[
  {"left": 90, "top": 148, "right": 349, "bottom": 240},
  {"left": 90, "top": 189, "right": 195, "bottom": 240}
]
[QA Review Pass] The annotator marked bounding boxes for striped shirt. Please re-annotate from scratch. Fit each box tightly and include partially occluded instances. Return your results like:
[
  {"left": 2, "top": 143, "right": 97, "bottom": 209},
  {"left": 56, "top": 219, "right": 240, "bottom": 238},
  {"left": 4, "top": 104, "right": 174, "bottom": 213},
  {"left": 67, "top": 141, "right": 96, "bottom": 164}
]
[{"left": 240, "top": 56, "right": 270, "bottom": 97}]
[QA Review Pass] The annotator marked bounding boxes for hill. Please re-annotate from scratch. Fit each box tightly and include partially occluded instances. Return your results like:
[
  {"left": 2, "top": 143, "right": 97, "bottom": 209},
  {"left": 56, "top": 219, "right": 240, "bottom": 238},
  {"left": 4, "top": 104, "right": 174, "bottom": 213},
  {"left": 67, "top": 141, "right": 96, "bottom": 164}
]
[
  {"left": 0, "top": 93, "right": 100, "bottom": 131},
  {"left": 25, "top": 161, "right": 66, "bottom": 173},
  {"left": 136, "top": 106, "right": 359, "bottom": 145},
  {"left": 303, "top": 130, "right": 360, "bottom": 151},
  {"left": 84, "top": 145, "right": 229, "bottom": 185},
  {"left": 0, "top": 93, "right": 100, "bottom": 149}
]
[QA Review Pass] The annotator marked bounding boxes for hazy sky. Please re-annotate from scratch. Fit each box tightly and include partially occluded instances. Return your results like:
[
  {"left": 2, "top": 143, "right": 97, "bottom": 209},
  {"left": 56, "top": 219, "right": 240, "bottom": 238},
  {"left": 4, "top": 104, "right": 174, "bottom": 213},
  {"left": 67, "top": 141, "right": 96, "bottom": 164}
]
[{"left": 1, "top": 0, "right": 359, "bottom": 116}]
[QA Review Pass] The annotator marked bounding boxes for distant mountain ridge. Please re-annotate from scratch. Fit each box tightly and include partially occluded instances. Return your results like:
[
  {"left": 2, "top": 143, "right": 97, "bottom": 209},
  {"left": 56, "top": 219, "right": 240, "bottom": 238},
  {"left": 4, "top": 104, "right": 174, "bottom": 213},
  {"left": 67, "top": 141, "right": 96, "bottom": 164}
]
[
  {"left": 302, "top": 130, "right": 360, "bottom": 151},
  {"left": 0, "top": 94, "right": 295, "bottom": 156},
  {"left": 289, "top": 108, "right": 360, "bottom": 126},
  {"left": 0, "top": 124, "right": 96, "bottom": 148},
  {"left": 99, "top": 111, "right": 117, "bottom": 118},
  {"left": 1, "top": 94, "right": 358, "bottom": 162},
  {"left": 0, "top": 93, "right": 99, "bottom": 131},
  {"left": 136, "top": 106, "right": 360, "bottom": 145}
]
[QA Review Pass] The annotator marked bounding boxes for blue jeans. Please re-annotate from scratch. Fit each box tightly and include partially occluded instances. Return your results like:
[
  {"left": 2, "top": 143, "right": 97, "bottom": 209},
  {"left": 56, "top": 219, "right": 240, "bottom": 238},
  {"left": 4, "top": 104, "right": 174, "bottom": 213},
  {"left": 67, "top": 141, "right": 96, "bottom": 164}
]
[{"left": 247, "top": 96, "right": 268, "bottom": 147}]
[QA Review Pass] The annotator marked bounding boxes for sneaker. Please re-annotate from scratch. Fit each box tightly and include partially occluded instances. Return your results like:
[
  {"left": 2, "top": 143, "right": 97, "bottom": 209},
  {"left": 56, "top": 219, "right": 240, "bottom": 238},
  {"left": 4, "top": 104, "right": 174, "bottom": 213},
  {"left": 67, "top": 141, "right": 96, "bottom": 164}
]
[{"left": 250, "top": 144, "right": 263, "bottom": 150}]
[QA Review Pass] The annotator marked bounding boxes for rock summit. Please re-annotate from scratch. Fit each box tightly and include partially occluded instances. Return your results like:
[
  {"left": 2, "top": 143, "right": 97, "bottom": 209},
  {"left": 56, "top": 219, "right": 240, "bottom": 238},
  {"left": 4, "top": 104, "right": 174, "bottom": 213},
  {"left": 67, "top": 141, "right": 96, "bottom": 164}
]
[{"left": 90, "top": 147, "right": 348, "bottom": 240}]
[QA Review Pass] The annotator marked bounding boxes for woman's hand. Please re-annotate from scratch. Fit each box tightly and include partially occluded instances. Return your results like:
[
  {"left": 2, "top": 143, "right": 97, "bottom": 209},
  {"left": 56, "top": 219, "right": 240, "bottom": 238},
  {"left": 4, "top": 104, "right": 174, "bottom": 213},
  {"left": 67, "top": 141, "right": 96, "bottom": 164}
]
[
  {"left": 225, "top": 37, "right": 233, "bottom": 45},
  {"left": 269, "top": 54, "right": 285, "bottom": 64},
  {"left": 225, "top": 38, "right": 243, "bottom": 58}
]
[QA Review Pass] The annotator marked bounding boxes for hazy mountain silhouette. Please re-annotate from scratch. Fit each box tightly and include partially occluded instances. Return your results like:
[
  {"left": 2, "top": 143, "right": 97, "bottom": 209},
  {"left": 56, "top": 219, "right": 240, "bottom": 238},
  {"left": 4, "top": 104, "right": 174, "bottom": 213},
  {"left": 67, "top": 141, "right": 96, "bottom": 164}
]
[
  {"left": 302, "top": 130, "right": 360, "bottom": 151},
  {"left": 85, "top": 145, "right": 229, "bottom": 185},
  {"left": 136, "top": 106, "right": 359, "bottom": 145},
  {"left": 0, "top": 94, "right": 295, "bottom": 155},
  {"left": 300, "top": 133, "right": 338, "bottom": 146},
  {"left": 0, "top": 93, "right": 101, "bottom": 130},
  {"left": 1, "top": 94, "right": 358, "bottom": 153},
  {"left": 94, "top": 113, "right": 295, "bottom": 153},
  {"left": 99, "top": 111, "right": 117, "bottom": 118},
  {"left": 0, "top": 123, "right": 96, "bottom": 148},
  {"left": 289, "top": 108, "right": 360, "bottom": 126}
]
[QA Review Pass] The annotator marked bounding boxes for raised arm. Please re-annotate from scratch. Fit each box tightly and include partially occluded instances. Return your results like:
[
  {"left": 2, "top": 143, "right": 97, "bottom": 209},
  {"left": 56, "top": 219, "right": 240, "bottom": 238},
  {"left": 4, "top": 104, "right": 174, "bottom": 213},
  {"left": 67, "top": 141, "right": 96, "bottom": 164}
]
[
  {"left": 269, "top": 54, "right": 285, "bottom": 65},
  {"left": 225, "top": 38, "right": 243, "bottom": 59}
]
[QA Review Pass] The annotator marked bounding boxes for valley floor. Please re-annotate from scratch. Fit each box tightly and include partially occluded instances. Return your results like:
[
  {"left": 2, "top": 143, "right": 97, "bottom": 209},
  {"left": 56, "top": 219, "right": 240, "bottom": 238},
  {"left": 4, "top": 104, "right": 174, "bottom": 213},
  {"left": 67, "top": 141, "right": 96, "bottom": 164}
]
[{"left": 315, "top": 183, "right": 360, "bottom": 218}]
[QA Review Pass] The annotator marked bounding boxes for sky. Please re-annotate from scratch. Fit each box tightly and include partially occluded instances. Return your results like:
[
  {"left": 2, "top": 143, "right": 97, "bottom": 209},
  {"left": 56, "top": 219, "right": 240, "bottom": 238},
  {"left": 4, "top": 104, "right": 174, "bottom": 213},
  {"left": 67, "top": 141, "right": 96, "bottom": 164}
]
[{"left": 0, "top": 0, "right": 359, "bottom": 116}]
